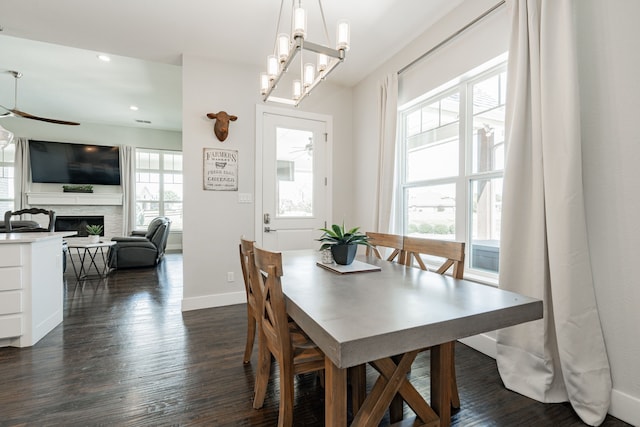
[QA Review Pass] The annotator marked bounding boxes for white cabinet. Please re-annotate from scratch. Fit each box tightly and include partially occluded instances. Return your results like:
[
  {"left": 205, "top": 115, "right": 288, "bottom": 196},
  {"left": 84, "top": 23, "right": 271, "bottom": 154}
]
[
  {"left": 0, "top": 266, "right": 23, "bottom": 291},
  {"left": 0, "top": 291, "right": 23, "bottom": 314},
  {"left": 0, "top": 316, "right": 22, "bottom": 338},
  {"left": 0, "top": 245, "right": 24, "bottom": 341},
  {"left": 0, "top": 233, "right": 67, "bottom": 347}
]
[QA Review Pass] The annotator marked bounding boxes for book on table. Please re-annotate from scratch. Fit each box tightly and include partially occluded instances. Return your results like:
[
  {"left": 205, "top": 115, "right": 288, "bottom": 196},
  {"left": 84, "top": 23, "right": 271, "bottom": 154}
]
[{"left": 316, "top": 260, "right": 381, "bottom": 274}]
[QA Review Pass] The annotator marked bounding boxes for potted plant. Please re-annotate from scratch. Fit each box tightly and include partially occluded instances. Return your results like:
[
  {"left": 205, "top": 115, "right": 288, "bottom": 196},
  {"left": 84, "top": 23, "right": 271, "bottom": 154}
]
[
  {"left": 86, "top": 224, "right": 103, "bottom": 243},
  {"left": 317, "top": 223, "right": 371, "bottom": 265},
  {"left": 63, "top": 184, "right": 94, "bottom": 193}
]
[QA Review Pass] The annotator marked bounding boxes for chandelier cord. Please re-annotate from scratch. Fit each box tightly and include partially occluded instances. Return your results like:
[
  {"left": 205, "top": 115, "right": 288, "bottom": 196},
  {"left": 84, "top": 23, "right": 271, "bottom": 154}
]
[
  {"left": 272, "top": 0, "right": 287, "bottom": 54},
  {"left": 296, "top": 0, "right": 303, "bottom": 81},
  {"left": 318, "top": 0, "right": 331, "bottom": 46}
]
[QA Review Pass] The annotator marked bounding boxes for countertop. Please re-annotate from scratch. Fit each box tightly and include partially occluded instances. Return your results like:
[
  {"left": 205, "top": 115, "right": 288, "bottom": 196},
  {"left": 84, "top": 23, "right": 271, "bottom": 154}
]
[{"left": 0, "top": 231, "right": 77, "bottom": 244}]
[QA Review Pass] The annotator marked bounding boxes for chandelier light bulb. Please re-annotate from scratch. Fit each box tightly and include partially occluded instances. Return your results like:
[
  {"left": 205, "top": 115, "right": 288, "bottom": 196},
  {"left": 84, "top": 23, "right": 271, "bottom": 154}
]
[
  {"left": 267, "top": 55, "right": 279, "bottom": 79},
  {"left": 293, "top": 80, "right": 302, "bottom": 100},
  {"left": 293, "top": 6, "right": 307, "bottom": 39},
  {"left": 336, "top": 19, "right": 350, "bottom": 51},
  {"left": 304, "top": 63, "right": 315, "bottom": 87},
  {"left": 277, "top": 33, "right": 290, "bottom": 62},
  {"left": 317, "top": 54, "right": 328, "bottom": 72},
  {"left": 260, "top": 73, "right": 269, "bottom": 95}
]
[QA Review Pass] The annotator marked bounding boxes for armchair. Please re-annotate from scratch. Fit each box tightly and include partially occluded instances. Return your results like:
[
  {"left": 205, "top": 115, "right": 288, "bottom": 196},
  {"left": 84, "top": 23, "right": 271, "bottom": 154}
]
[{"left": 108, "top": 217, "right": 171, "bottom": 269}]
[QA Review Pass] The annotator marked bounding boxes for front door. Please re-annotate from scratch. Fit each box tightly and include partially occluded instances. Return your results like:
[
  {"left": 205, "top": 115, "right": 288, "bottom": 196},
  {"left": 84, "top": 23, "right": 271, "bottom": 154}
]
[{"left": 257, "top": 108, "right": 331, "bottom": 251}]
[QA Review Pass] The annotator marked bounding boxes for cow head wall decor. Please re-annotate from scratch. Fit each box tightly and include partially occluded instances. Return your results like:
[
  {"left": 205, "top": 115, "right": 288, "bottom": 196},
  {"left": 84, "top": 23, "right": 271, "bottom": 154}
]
[{"left": 206, "top": 111, "right": 238, "bottom": 142}]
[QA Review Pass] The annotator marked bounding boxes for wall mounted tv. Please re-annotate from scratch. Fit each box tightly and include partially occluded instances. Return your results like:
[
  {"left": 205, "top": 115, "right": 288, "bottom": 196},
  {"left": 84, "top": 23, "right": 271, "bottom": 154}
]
[{"left": 29, "top": 140, "right": 121, "bottom": 185}]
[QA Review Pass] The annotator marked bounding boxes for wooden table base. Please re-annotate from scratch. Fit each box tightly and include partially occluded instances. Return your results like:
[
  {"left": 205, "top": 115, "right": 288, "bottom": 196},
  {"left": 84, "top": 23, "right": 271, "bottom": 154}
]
[{"left": 324, "top": 341, "right": 454, "bottom": 427}]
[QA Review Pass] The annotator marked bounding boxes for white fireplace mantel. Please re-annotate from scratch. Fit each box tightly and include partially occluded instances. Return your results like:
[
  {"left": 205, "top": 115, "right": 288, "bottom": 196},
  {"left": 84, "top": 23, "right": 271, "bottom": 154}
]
[{"left": 26, "top": 192, "right": 123, "bottom": 206}]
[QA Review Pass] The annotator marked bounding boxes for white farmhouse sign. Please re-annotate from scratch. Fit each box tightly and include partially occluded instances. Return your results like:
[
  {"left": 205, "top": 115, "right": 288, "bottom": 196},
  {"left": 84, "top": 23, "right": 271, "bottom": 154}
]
[{"left": 203, "top": 148, "right": 238, "bottom": 191}]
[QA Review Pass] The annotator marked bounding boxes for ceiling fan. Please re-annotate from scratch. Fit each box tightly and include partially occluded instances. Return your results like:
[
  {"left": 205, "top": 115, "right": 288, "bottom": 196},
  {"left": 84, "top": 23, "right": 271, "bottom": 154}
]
[
  {"left": 290, "top": 137, "right": 313, "bottom": 158},
  {"left": 0, "top": 70, "right": 80, "bottom": 126}
]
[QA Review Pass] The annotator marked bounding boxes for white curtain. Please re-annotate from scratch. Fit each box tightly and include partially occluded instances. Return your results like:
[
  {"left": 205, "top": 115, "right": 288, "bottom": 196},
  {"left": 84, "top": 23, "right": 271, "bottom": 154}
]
[
  {"left": 120, "top": 145, "right": 136, "bottom": 235},
  {"left": 375, "top": 73, "right": 398, "bottom": 233},
  {"left": 496, "top": 1, "right": 611, "bottom": 425},
  {"left": 13, "top": 137, "right": 30, "bottom": 210}
]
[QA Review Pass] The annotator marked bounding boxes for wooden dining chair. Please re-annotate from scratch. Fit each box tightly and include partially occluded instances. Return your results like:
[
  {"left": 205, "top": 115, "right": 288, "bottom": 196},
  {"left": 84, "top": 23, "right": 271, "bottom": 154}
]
[
  {"left": 251, "top": 246, "right": 325, "bottom": 427},
  {"left": 403, "top": 236, "right": 466, "bottom": 279},
  {"left": 402, "top": 236, "right": 466, "bottom": 409},
  {"left": 365, "top": 231, "right": 406, "bottom": 264},
  {"left": 4, "top": 208, "right": 56, "bottom": 232},
  {"left": 239, "top": 237, "right": 259, "bottom": 364}
]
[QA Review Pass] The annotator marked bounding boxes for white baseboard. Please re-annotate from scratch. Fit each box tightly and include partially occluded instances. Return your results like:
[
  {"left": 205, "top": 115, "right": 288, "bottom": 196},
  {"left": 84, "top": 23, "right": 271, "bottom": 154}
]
[
  {"left": 610, "top": 389, "right": 640, "bottom": 426},
  {"left": 459, "top": 333, "right": 497, "bottom": 359},
  {"left": 181, "top": 291, "right": 245, "bottom": 312},
  {"left": 459, "top": 333, "right": 640, "bottom": 426},
  {"left": 166, "top": 243, "right": 182, "bottom": 252},
  {"left": 31, "top": 309, "right": 63, "bottom": 346}
]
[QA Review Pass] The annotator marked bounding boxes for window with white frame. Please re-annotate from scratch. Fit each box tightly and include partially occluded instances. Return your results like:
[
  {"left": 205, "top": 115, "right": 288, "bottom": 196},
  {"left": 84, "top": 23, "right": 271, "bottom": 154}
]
[
  {"left": 398, "top": 60, "right": 506, "bottom": 277},
  {"left": 0, "top": 143, "right": 16, "bottom": 214},
  {"left": 135, "top": 148, "right": 183, "bottom": 231}
]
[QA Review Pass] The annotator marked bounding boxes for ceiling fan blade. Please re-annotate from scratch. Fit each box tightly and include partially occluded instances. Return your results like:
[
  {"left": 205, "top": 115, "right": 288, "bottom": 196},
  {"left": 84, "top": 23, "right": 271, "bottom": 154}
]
[
  {"left": 9, "top": 108, "right": 80, "bottom": 126},
  {"left": 0, "top": 104, "right": 13, "bottom": 117},
  {"left": 2, "top": 70, "right": 80, "bottom": 126}
]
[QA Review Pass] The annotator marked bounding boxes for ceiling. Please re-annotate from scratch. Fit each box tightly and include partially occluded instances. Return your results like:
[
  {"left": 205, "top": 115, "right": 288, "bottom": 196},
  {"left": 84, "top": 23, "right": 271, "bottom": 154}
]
[{"left": 0, "top": 0, "right": 464, "bottom": 132}]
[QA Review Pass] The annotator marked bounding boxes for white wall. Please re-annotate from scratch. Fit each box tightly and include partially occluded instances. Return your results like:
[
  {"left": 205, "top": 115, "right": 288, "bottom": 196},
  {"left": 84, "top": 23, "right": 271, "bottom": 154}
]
[
  {"left": 352, "top": 0, "right": 640, "bottom": 424},
  {"left": 181, "top": 54, "right": 353, "bottom": 310},
  {"left": 577, "top": 1, "right": 640, "bottom": 424}
]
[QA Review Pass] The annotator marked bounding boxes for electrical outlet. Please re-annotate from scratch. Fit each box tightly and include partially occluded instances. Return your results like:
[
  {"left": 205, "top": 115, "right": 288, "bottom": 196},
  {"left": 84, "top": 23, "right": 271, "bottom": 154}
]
[{"left": 227, "top": 272, "right": 235, "bottom": 282}]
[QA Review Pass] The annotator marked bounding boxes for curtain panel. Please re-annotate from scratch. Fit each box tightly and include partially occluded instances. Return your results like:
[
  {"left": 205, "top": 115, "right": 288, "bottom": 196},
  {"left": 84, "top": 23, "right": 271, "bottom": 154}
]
[
  {"left": 375, "top": 73, "right": 398, "bottom": 233},
  {"left": 120, "top": 145, "right": 136, "bottom": 235},
  {"left": 14, "top": 137, "right": 29, "bottom": 210},
  {"left": 496, "top": 1, "right": 611, "bottom": 425}
]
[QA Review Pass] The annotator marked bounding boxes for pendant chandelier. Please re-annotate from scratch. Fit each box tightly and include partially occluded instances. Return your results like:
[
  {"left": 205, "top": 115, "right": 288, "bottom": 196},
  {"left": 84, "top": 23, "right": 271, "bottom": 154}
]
[{"left": 260, "top": 0, "right": 350, "bottom": 107}]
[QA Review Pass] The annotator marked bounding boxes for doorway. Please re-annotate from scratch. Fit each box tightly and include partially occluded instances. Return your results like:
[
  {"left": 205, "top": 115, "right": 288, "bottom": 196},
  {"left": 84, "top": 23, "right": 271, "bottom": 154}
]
[{"left": 255, "top": 105, "right": 332, "bottom": 250}]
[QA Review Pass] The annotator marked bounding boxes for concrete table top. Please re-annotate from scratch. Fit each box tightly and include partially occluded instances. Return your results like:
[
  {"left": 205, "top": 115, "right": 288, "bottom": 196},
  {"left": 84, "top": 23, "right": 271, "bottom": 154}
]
[{"left": 281, "top": 250, "right": 542, "bottom": 369}]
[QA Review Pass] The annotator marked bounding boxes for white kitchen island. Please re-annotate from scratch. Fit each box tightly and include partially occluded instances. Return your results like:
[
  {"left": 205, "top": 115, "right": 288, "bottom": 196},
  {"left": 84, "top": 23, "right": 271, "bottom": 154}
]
[{"left": 0, "top": 232, "right": 75, "bottom": 347}]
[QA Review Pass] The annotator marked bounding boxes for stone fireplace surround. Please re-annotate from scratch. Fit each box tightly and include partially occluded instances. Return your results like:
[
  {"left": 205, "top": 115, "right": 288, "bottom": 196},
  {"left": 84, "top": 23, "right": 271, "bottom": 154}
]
[{"left": 26, "top": 192, "right": 123, "bottom": 241}]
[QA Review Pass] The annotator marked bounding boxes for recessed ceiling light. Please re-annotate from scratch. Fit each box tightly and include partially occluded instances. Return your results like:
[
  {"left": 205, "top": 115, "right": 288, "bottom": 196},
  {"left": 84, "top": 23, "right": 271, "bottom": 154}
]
[
  {"left": 97, "top": 54, "right": 111, "bottom": 62},
  {"left": 129, "top": 105, "right": 139, "bottom": 111}
]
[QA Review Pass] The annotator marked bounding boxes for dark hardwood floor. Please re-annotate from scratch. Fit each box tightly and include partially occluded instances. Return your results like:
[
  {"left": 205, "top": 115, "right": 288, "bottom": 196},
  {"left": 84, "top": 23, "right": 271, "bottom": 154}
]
[{"left": 0, "top": 253, "right": 630, "bottom": 426}]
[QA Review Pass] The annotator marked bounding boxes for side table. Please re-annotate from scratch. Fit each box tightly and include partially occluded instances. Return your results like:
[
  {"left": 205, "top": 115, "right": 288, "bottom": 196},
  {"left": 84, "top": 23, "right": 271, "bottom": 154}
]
[{"left": 65, "top": 239, "right": 116, "bottom": 281}]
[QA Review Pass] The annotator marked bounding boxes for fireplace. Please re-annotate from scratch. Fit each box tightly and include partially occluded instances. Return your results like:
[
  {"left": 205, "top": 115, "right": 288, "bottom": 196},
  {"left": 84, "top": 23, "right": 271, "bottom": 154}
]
[{"left": 55, "top": 215, "right": 105, "bottom": 237}]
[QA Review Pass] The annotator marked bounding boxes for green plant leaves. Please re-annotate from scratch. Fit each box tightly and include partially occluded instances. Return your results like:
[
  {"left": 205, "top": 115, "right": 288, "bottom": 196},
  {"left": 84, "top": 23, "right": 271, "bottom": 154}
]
[
  {"left": 86, "top": 224, "right": 103, "bottom": 235},
  {"left": 317, "top": 223, "right": 371, "bottom": 250}
]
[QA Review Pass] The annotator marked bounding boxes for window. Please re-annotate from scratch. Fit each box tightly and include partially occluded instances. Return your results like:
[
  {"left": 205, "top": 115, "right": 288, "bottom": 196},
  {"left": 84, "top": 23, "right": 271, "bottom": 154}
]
[
  {"left": 0, "top": 143, "right": 16, "bottom": 213},
  {"left": 398, "top": 61, "right": 506, "bottom": 277},
  {"left": 135, "top": 149, "right": 183, "bottom": 231}
]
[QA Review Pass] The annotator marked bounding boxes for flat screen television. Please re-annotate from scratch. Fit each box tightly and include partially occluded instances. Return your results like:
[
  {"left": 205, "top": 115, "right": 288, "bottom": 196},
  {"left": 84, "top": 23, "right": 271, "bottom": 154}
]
[{"left": 29, "top": 140, "right": 121, "bottom": 185}]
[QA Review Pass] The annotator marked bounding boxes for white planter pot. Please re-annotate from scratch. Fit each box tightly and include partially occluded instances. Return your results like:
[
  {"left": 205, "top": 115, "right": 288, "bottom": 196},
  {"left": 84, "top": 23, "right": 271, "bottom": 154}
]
[{"left": 87, "top": 235, "right": 100, "bottom": 243}]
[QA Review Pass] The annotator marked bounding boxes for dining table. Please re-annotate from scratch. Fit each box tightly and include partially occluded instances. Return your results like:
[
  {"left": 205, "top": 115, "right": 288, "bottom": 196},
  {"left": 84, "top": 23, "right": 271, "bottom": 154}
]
[{"left": 280, "top": 250, "right": 543, "bottom": 427}]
